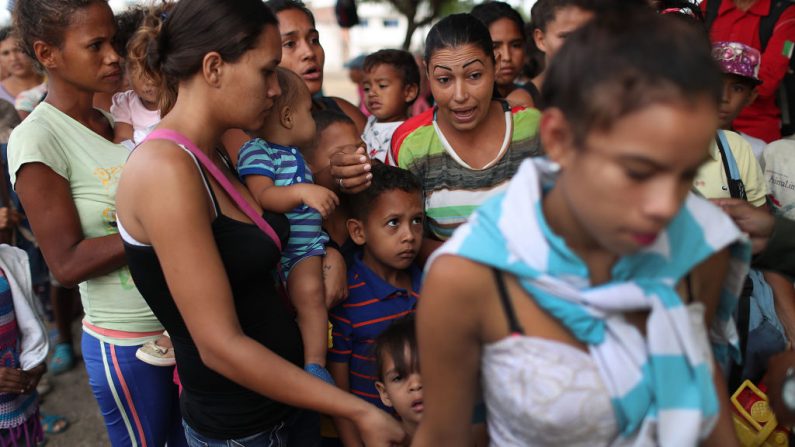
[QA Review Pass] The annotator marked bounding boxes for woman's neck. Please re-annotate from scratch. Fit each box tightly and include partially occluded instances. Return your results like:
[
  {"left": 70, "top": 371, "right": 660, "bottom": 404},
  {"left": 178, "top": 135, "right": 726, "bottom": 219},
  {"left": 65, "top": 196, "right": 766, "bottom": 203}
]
[
  {"left": 44, "top": 78, "right": 98, "bottom": 125},
  {"left": 158, "top": 91, "right": 226, "bottom": 155},
  {"left": 542, "top": 183, "right": 617, "bottom": 285},
  {"left": 435, "top": 100, "right": 507, "bottom": 168}
]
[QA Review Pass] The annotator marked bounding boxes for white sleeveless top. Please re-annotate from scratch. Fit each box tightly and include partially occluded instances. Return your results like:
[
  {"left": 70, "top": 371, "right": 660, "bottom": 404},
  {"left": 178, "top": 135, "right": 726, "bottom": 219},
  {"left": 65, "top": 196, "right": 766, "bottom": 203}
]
[{"left": 482, "top": 336, "right": 620, "bottom": 447}]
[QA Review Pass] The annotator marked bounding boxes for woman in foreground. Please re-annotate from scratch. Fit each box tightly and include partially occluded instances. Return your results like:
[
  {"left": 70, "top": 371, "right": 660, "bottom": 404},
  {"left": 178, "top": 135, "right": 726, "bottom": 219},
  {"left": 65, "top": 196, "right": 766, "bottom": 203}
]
[{"left": 414, "top": 9, "right": 747, "bottom": 447}]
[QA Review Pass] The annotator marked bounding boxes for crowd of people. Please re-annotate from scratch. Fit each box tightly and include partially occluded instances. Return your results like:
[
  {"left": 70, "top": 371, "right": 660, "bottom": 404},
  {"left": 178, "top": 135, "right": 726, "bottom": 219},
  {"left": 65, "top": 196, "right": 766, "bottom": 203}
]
[{"left": 0, "top": 0, "right": 791, "bottom": 445}]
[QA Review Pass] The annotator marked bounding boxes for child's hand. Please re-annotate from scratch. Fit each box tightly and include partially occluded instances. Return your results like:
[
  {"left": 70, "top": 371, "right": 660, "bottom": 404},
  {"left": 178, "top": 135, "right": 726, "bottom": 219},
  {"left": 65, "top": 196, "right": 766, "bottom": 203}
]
[
  {"left": 323, "top": 248, "right": 348, "bottom": 309},
  {"left": 299, "top": 184, "right": 339, "bottom": 218},
  {"left": 0, "top": 363, "right": 44, "bottom": 394},
  {"left": 23, "top": 364, "right": 45, "bottom": 393}
]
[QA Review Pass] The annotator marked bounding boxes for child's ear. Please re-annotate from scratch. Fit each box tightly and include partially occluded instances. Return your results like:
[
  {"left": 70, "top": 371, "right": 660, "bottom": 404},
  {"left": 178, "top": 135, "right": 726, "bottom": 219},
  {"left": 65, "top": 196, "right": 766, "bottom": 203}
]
[
  {"left": 404, "top": 83, "right": 419, "bottom": 105},
  {"left": 280, "top": 106, "right": 294, "bottom": 130},
  {"left": 347, "top": 218, "right": 367, "bottom": 246},
  {"left": 375, "top": 381, "right": 394, "bottom": 408},
  {"left": 540, "top": 107, "right": 577, "bottom": 169}
]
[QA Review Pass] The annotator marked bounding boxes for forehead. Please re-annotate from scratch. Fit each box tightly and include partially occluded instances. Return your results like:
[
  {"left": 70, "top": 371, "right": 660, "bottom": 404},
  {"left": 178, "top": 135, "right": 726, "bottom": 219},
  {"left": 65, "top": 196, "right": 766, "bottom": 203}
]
[
  {"left": 243, "top": 25, "right": 282, "bottom": 65},
  {"left": 0, "top": 36, "right": 18, "bottom": 48},
  {"left": 365, "top": 63, "right": 402, "bottom": 80},
  {"left": 66, "top": 2, "right": 116, "bottom": 35},
  {"left": 584, "top": 100, "right": 716, "bottom": 168},
  {"left": 429, "top": 44, "right": 490, "bottom": 68},
  {"left": 370, "top": 188, "right": 422, "bottom": 215},
  {"left": 489, "top": 18, "right": 523, "bottom": 39},
  {"left": 549, "top": 6, "right": 594, "bottom": 31},
  {"left": 277, "top": 9, "right": 317, "bottom": 35}
]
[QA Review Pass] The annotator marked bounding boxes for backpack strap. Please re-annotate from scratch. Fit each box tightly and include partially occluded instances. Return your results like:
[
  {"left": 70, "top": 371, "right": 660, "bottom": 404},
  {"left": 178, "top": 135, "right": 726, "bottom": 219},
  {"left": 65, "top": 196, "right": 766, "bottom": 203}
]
[
  {"left": 715, "top": 130, "right": 748, "bottom": 201},
  {"left": 143, "top": 129, "right": 283, "bottom": 252},
  {"left": 759, "top": 0, "right": 795, "bottom": 51},
  {"left": 704, "top": 0, "right": 722, "bottom": 31}
]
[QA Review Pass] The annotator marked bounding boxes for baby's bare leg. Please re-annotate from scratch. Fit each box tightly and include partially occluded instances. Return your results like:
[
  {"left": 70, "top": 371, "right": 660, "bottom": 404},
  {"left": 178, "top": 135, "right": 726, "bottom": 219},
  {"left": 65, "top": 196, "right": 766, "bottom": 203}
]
[{"left": 288, "top": 256, "right": 329, "bottom": 366}]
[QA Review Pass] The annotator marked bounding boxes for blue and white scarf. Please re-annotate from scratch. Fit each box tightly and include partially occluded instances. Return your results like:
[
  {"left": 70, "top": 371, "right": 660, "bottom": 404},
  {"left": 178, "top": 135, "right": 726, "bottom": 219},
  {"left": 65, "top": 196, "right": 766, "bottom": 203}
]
[{"left": 431, "top": 158, "right": 750, "bottom": 446}]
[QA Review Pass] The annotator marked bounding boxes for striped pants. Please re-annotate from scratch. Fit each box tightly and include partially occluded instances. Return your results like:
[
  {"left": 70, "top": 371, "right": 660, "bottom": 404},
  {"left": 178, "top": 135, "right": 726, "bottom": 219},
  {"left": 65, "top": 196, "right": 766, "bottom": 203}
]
[{"left": 82, "top": 330, "right": 187, "bottom": 447}]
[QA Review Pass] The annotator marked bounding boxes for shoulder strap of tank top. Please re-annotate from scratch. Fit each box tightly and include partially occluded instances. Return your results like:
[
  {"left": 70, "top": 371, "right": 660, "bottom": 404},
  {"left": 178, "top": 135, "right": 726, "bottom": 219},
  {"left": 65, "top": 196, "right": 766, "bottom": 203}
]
[
  {"left": 492, "top": 268, "right": 524, "bottom": 335},
  {"left": 143, "top": 129, "right": 282, "bottom": 252}
]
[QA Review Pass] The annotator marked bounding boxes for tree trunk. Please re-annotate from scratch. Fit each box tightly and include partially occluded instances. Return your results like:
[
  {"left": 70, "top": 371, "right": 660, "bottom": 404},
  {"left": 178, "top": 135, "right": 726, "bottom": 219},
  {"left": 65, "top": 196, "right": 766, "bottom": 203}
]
[{"left": 403, "top": 19, "right": 417, "bottom": 50}]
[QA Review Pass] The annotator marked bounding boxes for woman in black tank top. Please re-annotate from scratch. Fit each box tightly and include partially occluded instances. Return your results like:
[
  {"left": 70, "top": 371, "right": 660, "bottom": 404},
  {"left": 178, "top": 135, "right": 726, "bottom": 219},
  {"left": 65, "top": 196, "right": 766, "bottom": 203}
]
[{"left": 115, "top": 1, "right": 404, "bottom": 445}]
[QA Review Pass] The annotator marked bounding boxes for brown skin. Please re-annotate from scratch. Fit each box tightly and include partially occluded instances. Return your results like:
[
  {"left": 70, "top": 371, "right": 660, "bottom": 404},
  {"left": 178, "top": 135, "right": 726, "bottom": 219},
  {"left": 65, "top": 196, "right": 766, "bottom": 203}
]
[
  {"left": 275, "top": 8, "right": 366, "bottom": 133},
  {"left": 332, "top": 44, "right": 511, "bottom": 262},
  {"left": 0, "top": 363, "right": 45, "bottom": 394},
  {"left": 0, "top": 36, "right": 43, "bottom": 99},
  {"left": 532, "top": 6, "right": 594, "bottom": 89},
  {"left": 412, "top": 99, "right": 739, "bottom": 446},
  {"left": 488, "top": 18, "right": 534, "bottom": 108},
  {"left": 15, "top": 2, "right": 125, "bottom": 288},
  {"left": 116, "top": 24, "right": 404, "bottom": 446},
  {"left": 245, "top": 75, "right": 335, "bottom": 368},
  {"left": 712, "top": 198, "right": 775, "bottom": 254}
]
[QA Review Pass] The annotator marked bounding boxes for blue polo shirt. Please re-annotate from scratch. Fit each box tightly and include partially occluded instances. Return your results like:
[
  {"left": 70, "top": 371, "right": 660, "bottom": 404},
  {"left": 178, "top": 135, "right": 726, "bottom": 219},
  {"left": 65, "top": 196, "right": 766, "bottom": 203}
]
[{"left": 328, "top": 251, "right": 421, "bottom": 410}]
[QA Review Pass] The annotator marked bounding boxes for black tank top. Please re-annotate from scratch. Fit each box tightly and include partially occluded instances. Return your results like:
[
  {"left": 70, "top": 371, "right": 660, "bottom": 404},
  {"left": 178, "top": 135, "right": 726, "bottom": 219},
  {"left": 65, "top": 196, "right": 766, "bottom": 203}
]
[{"left": 123, "top": 166, "right": 303, "bottom": 439}]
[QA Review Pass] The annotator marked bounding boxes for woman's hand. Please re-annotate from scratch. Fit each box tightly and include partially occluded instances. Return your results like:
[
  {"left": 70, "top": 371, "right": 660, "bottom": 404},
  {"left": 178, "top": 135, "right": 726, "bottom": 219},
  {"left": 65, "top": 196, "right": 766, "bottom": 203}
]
[
  {"left": 351, "top": 404, "right": 406, "bottom": 447},
  {"left": 323, "top": 248, "right": 348, "bottom": 309},
  {"left": 330, "top": 147, "right": 372, "bottom": 194}
]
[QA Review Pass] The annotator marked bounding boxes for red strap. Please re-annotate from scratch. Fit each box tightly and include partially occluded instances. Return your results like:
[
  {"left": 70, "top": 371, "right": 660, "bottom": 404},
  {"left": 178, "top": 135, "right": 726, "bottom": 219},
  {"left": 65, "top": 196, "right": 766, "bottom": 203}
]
[{"left": 143, "top": 129, "right": 283, "bottom": 252}]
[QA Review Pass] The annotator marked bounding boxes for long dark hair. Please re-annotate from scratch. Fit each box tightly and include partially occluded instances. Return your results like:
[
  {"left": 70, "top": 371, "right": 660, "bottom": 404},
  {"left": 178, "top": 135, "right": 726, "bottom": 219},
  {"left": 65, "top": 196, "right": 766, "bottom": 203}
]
[
  {"left": 424, "top": 14, "right": 495, "bottom": 67},
  {"left": 133, "top": 0, "right": 278, "bottom": 115}
]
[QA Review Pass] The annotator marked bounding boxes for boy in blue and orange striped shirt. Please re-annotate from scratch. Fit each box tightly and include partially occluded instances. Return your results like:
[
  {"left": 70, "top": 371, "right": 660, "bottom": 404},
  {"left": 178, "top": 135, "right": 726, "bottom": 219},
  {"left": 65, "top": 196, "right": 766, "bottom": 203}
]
[{"left": 328, "top": 163, "right": 423, "bottom": 445}]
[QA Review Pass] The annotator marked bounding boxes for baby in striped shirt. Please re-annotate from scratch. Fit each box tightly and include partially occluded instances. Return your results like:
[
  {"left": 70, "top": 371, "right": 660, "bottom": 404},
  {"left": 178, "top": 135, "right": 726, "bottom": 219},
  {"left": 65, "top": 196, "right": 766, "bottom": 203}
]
[{"left": 237, "top": 68, "right": 337, "bottom": 383}]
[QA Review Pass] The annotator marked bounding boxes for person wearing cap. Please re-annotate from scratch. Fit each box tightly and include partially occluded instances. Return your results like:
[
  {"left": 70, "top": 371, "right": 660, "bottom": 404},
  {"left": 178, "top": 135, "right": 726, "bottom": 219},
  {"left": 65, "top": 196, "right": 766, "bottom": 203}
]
[
  {"left": 701, "top": 0, "right": 795, "bottom": 144},
  {"left": 345, "top": 54, "right": 371, "bottom": 118},
  {"left": 713, "top": 41, "right": 767, "bottom": 159},
  {"left": 693, "top": 41, "right": 768, "bottom": 207}
]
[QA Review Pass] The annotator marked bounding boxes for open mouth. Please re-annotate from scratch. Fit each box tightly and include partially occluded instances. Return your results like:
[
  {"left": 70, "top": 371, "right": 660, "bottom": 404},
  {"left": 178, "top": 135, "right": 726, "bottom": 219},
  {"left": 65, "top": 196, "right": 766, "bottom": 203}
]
[
  {"left": 451, "top": 107, "right": 477, "bottom": 123},
  {"left": 411, "top": 399, "right": 424, "bottom": 413},
  {"left": 302, "top": 66, "right": 321, "bottom": 81}
]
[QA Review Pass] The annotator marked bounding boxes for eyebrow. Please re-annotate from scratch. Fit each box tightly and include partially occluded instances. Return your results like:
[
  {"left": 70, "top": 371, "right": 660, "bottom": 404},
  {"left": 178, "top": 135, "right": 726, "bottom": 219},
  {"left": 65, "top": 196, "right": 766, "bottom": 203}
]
[
  {"left": 433, "top": 58, "right": 485, "bottom": 71},
  {"left": 617, "top": 154, "right": 666, "bottom": 170}
]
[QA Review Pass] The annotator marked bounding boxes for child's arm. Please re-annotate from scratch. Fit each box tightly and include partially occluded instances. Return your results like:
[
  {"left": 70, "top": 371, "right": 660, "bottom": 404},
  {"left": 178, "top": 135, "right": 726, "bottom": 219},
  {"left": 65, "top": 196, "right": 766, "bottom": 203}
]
[
  {"left": 113, "top": 122, "right": 134, "bottom": 144},
  {"left": 244, "top": 175, "right": 339, "bottom": 218},
  {"left": 766, "top": 270, "right": 795, "bottom": 348},
  {"left": 329, "top": 361, "right": 364, "bottom": 447},
  {"left": 110, "top": 92, "right": 134, "bottom": 144}
]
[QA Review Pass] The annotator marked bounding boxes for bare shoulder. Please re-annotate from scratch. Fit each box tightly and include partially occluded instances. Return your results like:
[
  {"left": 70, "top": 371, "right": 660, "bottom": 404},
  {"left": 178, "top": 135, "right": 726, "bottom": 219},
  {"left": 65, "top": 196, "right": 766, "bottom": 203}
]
[
  {"left": 423, "top": 255, "right": 493, "bottom": 308},
  {"left": 123, "top": 140, "right": 204, "bottom": 186},
  {"left": 118, "top": 140, "right": 211, "bottom": 219}
]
